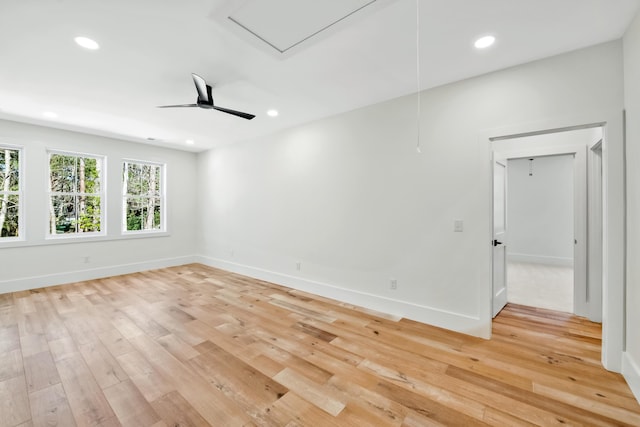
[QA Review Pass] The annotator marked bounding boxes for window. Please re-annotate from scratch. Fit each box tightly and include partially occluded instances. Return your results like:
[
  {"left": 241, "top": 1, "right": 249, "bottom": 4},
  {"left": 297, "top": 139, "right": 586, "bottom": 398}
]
[
  {"left": 0, "top": 146, "right": 22, "bottom": 239},
  {"left": 123, "top": 161, "right": 164, "bottom": 232},
  {"left": 48, "top": 151, "right": 104, "bottom": 235}
]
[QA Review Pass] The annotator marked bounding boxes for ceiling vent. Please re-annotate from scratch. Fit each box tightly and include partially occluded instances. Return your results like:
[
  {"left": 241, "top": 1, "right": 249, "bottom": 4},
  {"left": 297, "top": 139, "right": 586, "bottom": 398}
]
[{"left": 217, "top": 0, "right": 390, "bottom": 58}]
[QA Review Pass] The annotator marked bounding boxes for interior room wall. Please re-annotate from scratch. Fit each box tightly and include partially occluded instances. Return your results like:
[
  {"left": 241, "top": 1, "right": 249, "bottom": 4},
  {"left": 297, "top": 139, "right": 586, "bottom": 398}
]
[
  {"left": 0, "top": 119, "right": 198, "bottom": 292},
  {"left": 196, "top": 41, "right": 625, "bottom": 346},
  {"left": 623, "top": 9, "right": 640, "bottom": 401},
  {"left": 507, "top": 155, "right": 574, "bottom": 266}
]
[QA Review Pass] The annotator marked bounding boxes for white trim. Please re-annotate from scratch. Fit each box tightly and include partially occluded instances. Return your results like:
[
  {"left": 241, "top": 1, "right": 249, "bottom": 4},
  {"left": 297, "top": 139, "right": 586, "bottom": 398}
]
[
  {"left": 195, "top": 255, "right": 492, "bottom": 339},
  {"left": 121, "top": 160, "right": 167, "bottom": 233},
  {"left": 0, "top": 230, "right": 171, "bottom": 249},
  {"left": 623, "top": 352, "right": 640, "bottom": 404},
  {"left": 0, "top": 144, "right": 24, "bottom": 241},
  {"left": 479, "top": 109, "right": 625, "bottom": 373},
  {"left": 587, "top": 141, "right": 604, "bottom": 322},
  {"left": 495, "top": 143, "right": 588, "bottom": 317},
  {"left": 508, "top": 253, "right": 573, "bottom": 267},
  {"left": 0, "top": 255, "right": 196, "bottom": 294},
  {"left": 46, "top": 149, "right": 107, "bottom": 238}
]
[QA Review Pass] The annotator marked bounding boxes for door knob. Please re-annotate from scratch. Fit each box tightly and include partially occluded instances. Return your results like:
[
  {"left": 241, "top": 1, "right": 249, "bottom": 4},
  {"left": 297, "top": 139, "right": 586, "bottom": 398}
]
[{"left": 493, "top": 239, "right": 503, "bottom": 246}]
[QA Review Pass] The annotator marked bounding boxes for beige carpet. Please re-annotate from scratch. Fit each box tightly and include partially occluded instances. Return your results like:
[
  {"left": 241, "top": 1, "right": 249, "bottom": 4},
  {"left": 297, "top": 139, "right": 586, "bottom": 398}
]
[{"left": 507, "top": 261, "right": 574, "bottom": 313}]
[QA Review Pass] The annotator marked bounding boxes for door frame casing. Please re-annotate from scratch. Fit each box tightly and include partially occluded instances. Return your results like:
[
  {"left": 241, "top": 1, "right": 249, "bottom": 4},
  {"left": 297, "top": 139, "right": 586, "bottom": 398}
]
[
  {"left": 588, "top": 140, "right": 604, "bottom": 322},
  {"left": 492, "top": 158, "right": 508, "bottom": 317},
  {"left": 493, "top": 145, "right": 588, "bottom": 317},
  {"left": 479, "top": 110, "right": 624, "bottom": 373}
]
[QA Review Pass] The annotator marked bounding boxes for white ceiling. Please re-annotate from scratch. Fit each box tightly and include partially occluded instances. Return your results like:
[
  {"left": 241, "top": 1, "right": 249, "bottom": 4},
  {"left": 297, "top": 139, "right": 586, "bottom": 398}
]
[{"left": 0, "top": 0, "right": 638, "bottom": 152}]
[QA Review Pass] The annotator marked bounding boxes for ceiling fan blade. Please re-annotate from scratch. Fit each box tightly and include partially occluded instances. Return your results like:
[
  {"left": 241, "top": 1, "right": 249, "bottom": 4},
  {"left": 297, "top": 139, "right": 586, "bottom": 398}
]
[
  {"left": 192, "top": 73, "right": 210, "bottom": 103},
  {"left": 157, "top": 104, "right": 199, "bottom": 108},
  {"left": 213, "top": 106, "right": 256, "bottom": 120}
]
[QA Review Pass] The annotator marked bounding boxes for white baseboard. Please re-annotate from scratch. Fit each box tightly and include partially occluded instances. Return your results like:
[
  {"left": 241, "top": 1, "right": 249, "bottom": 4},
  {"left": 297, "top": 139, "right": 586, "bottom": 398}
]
[
  {"left": 0, "top": 255, "right": 197, "bottom": 293},
  {"left": 195, "top": 255, "right": 491, "bottom": 339},
  {"left": 623, "top": 352, "right": 640, "bottom": 404},
  {"left": 508, "top": 253, "right": 573, "bottom": 267}
]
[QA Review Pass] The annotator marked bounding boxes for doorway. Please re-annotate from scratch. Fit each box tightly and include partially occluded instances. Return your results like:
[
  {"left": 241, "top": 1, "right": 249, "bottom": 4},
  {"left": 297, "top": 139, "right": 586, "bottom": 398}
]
[
  {"left": 506, "top": 154, "right": 575, "bottom": 313},
  {"left": 491, "top": 126, "right": 603, "bottom": 321}
]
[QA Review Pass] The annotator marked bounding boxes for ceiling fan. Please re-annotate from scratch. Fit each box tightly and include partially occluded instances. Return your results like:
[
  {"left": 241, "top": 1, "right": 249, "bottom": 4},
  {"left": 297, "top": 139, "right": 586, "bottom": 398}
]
[{"left": 158, "top": 73, "right": 255, "bottom": 120}]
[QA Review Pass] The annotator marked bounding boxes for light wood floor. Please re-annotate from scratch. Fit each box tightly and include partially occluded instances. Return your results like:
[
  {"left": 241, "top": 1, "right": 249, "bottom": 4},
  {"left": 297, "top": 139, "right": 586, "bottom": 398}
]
[{"left": 1, "top": 264, "right": 638, "bottom": 426}]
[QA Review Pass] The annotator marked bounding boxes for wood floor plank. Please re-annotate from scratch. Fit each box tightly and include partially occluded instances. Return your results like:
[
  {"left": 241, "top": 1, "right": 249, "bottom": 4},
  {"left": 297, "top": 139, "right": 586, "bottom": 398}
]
[
  {"left": 54, "top": 353, "right": 116, "bottom": 426},
  {"left": 188, "top": 339, "right": 289, "bottom": 419},
  {"left": 0, "top": 264, "right": 638, "bottom": 426},
  {"left": 0, "top": 375, "right": 31, "bottom": 427},
  {"left": 0, "top": 324, "right": 20, "bottom": 353},
  {"left": 266, "top": 391, "right": 338, "bottom": 426},
  {"left": 273, "top": 368, "right": 346, "bottom": 416},
  {"left": 128, "top": 333, "right": 252, "bottom": 426},
  {"left": 156, "top": 333, "right": 200, "bottom": 362},
  {"left": 78, "top": 341, "right": 128, "bottom": 389},
  {"left": 97, "top": 329, "right": 134, "bottom": 358},
  {"left": 28, "top": 383, "right": 76, "bottom": 427},
  {"left": 0, "top": 348, "right": 24, "bottom": 382},
  {"left": 102, "top": 380, "right": 161, "bottom": 427},
  {"left": 23, "top": 351, "right": 60, "bottom": 393},
  {"left": 150, "top": 391, "right": 210, "bottom": 427},
  {"left": 115, "top": 350, "right": 173, "bottom": 402}
]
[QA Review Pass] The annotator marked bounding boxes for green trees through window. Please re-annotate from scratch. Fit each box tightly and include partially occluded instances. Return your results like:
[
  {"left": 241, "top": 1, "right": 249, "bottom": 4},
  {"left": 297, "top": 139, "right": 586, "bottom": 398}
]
[
  {"left": 0, "top": 147, "right": 20, "bottom": 238},
  {"left": 49, "top": 152, "right": 103, "bottom": 234},
  {"left": 123, "top": 161, "right": 163, "bottom": 231}
]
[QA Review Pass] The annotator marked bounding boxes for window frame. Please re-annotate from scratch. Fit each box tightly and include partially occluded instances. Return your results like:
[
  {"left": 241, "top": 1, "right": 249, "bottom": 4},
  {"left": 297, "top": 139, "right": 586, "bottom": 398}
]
[
  {"left": 46, "top": 149, "right": 106, "bottom": 239},
  {"left": 0, "top": 143, "right": 24, "bottom": 242},
  {"left": 122, "top": 159, "right": 166, "bottom": 234}
]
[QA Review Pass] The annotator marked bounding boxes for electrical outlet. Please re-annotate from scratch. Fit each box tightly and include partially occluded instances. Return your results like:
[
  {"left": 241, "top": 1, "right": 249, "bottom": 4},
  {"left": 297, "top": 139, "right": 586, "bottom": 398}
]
[
  {"left": 390, "top": 279, "right": 397, "bottom": 290},
  {"left": 296, "top": 262, "right": 301, "bottom": 271},
  {"left": 83, "top": 256, "right": 90, "bottom": 264},
  {"left": 230, "top": 249, "right": 234, "bottom": 257},
  {"left": 454, "top": 219, "right": 464, "bottom": 232}
]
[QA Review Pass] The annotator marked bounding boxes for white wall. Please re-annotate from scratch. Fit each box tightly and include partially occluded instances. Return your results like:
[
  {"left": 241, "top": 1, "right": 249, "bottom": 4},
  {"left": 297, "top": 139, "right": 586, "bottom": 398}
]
[
  {"left": 507, "top": 155, "right": 574, "bottom": 266},
  {"left": 197, "top": 41, "right": 625, "bottom": 351},
  {"left": 0, "top": 120, "right": 198, "bottom": 291},
  {"left": 623, "top": 10, "right": 640, "bottom": 402}
]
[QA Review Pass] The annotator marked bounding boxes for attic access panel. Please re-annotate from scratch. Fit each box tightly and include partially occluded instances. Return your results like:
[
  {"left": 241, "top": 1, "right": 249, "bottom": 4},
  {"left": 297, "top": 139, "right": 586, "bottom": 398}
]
[{"left": 226, "top": 0, "right": 378, "bottom": 55}]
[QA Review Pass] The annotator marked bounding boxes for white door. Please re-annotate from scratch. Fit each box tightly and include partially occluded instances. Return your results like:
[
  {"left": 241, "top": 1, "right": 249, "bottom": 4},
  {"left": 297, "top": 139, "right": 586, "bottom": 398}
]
[{"left": 492, "top": 159, "right": 508, "bottom": 317}]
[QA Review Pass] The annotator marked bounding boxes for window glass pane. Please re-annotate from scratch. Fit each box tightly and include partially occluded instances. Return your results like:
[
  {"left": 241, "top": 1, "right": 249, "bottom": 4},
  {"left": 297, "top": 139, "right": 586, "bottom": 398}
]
[
  {"left": 1, "top": 148, "right": 21, "bottom": 239},
  {"left": 123, "top": 161, "right": 163, "bottom": 232},
  {"left": 141, "top": 197, "right": 156, "bottom": 230},
  {"left": 79, "top": 196, "right": 101, "bottom": 232},
  {"left": 141, "top": 165, "right": 152, "bottom": 195},
  {"left": 0, "top": 149, "right": 19, "bottom": 190},
  {"left": 154, "top": 166, "right": 161, "bottom": 196},
  {"left": 153, "top": 198, "right": 161, "bottom": 229},
  {"left": 49, "top": 152, "right": 102, "bottom": 236},
  {"left": 51, "top": 195, "right": 77, "bottom": 234},
  {"left": 50, "top": 154, "right": 77, "bottom": 193},
  {"left": 126, "top": 197, "right": 143, "bottom": 231},
  {"left": 0, "top": 195, "right": 19, "bottom": 237},
  {"left": 126, "top": 163, "right": 143, "bottom": 196},
  {"left": 80, "top": 157, "right": 101, "bottom": 193}
]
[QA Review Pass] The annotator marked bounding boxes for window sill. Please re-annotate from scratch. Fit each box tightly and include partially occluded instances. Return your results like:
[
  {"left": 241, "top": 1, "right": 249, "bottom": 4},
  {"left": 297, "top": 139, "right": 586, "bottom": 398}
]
[{"left": 0, "top": 231, "right": 171, "bottom": 249}]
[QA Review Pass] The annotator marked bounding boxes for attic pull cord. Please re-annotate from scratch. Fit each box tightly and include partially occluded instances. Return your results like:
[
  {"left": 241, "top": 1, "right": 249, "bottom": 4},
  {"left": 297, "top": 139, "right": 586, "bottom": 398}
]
[{"left": 416, "top": 0, "right": 422, "bottom": 154}]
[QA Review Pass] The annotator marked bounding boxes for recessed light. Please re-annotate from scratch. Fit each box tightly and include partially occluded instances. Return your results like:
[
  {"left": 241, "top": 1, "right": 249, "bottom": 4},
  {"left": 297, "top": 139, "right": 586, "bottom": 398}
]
[
  {"left": 74, "top": 36, "right": 100, "bottom": 50},
  {"left": 185, "top": 139, "right": 195, "bottom": 145},
  {"left": 43, "top": 111, "right": 58, "bottom": 119},
  {"left": 267, "top": 109, "right": 279, "bottom": 117},
  {"left": 474, "top": 35, "right": 495, "bottom": 49}
]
